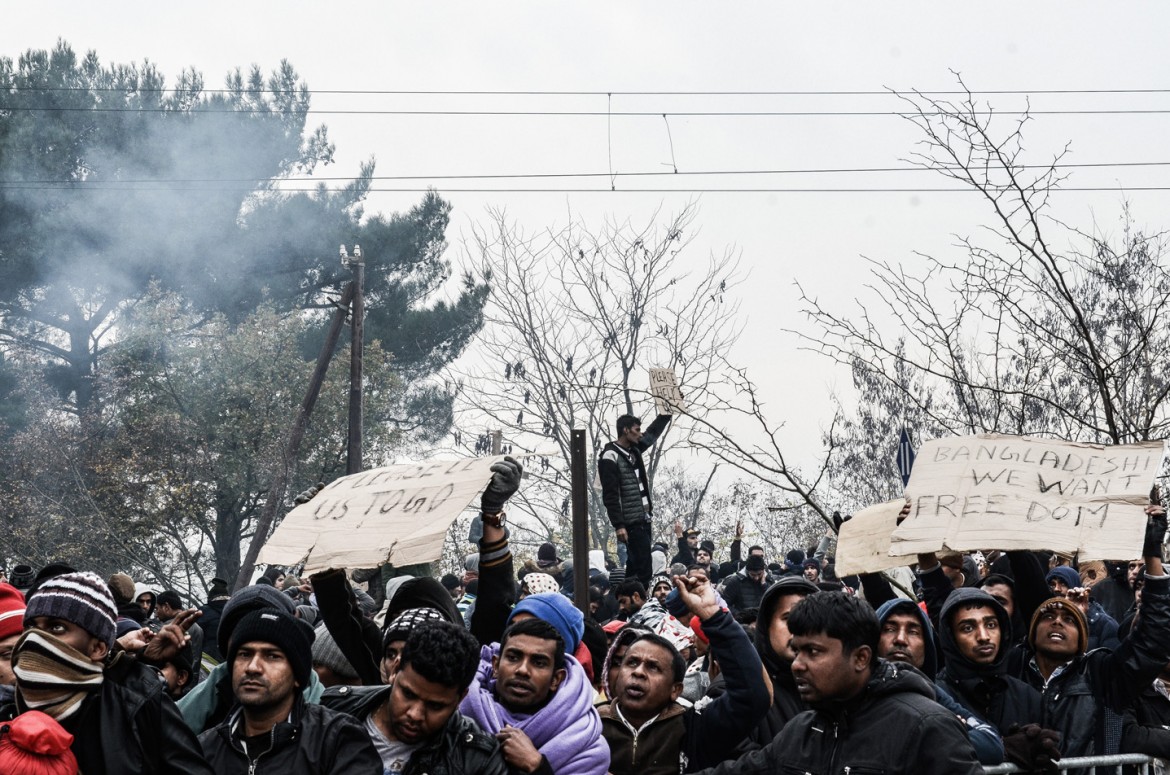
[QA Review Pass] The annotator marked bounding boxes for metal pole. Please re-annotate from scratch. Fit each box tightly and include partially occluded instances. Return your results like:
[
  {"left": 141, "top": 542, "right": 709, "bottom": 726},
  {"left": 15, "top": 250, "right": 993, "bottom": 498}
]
[
  {"left": 571, "top": 429, "right": 590, "bottom": 615},
  {"left": 346, "top": 253, "right": 365, "bottom": 475}
]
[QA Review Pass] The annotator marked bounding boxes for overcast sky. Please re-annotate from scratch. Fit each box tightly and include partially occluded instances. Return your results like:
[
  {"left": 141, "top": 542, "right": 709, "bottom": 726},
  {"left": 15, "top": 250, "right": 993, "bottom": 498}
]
[{"left": 6, "top": 2, "right": 1170, "bottom": 476}]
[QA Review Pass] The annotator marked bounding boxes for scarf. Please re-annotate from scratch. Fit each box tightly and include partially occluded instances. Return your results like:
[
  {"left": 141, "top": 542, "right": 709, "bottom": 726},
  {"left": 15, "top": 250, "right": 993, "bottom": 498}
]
[
  {"left": 13, "top": 629, "right": 104, "bottom": 721},
  {"left": 461, "top": 644, "right": 609, "bottom": 775}
]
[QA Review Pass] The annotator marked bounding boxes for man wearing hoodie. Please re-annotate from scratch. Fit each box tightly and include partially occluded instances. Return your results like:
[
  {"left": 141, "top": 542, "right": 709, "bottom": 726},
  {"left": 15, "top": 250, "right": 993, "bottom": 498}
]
[
  {"left": 460, "top": 615, "right": 608, "bottom": 774},
  {"left": 874, "top": 597, "right": 1004, "bottom": 765},
  {"left": 690, "top": 592, "right": 981, "bottom": 775}
]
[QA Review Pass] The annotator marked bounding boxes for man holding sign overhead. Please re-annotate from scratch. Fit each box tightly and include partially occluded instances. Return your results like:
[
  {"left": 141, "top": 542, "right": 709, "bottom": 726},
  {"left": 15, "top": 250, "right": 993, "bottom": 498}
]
[{"left": 599, "top": 410, "right": 672, "bottom": 589}]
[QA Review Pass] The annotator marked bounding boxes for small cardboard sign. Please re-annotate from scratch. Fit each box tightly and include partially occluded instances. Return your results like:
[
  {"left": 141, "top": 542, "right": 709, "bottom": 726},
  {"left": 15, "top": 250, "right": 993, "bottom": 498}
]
[
  {"left": 834, "top": 499, "right": 919, "bottom": 576},
  {"left": 890, "top": 434, "right": 1165, "bottom": 560},
  {"left": 258, "top": 456, "right": 503, "bottom": 572},
  {"left": 649, "top": 367, "right": 687, "bottom": 414}
]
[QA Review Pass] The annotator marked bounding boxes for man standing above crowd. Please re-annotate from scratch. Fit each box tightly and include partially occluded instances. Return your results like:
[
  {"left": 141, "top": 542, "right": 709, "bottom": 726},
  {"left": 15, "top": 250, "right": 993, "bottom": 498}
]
[
  {"left": 691, "top": 593, "right": 982, "bottom": 775},
  {"left": 199, "top": 609, "right": 380, "bottom": 773},
  {"left": 599, "top": 412, "right": 671, "bottom": 587}
]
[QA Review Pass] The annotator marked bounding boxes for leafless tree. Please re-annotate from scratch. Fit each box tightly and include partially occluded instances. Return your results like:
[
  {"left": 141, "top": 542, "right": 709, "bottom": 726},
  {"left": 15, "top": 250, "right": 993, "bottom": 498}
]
[
  {"left": 795, "top": 77, "right": 1170, "bottom": 505},
  {"left": 456, "top": 203, "right": 743, "bottom": 557}
]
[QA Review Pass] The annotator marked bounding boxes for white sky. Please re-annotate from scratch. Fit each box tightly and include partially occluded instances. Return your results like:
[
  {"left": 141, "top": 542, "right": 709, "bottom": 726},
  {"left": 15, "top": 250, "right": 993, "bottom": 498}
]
[{"left": 6, "top": 2, "right": 1170, "bottom": 476}]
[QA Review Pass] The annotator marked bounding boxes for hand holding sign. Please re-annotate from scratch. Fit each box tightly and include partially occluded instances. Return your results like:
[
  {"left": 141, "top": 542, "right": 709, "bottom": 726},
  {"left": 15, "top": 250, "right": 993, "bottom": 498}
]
[{"left": 649, "top": 368, "right": 687, "bottom": 415}]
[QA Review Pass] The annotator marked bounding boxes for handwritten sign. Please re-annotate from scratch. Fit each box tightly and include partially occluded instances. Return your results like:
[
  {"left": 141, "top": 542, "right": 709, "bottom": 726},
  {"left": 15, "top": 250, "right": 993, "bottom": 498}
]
[
  {"left": 258, "top": 456, "right": 503, "bottom": 573},
  {"left": 890, "top": 434, "right": 1165, "bottom": 560},
  {"left": 649, "top": 368, "right": 687, "bottom": 414},
  {"left": 834, "top": 499, "right": 920, "bottom": 576}
]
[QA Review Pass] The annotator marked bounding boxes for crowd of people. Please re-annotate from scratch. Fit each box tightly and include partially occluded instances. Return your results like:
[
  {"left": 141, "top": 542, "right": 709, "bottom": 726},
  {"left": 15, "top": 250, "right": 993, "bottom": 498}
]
[{"left": 0, "top": 449, "right": 1168, "bottom": 773}]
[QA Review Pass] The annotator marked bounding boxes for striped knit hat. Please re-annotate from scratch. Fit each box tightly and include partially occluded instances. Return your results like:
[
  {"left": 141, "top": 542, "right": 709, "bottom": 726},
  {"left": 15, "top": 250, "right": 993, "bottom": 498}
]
[
  {"left": 0, "top": 583, "right": 26, "bottom": 641},
  {"left": 24, "top": 572, "right": 118, "bottom": 648}
]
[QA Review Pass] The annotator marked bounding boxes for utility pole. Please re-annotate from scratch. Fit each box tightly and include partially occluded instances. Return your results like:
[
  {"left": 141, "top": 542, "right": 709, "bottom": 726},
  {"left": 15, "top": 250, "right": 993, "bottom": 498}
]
[
  {"left": 490, "top": 430, "right": 503, "bottom": 456},
  {"left": 570, "top": 429, "right": 590, "bottom": 615},
  {"left": 342, "top": 244, "right": 365, "bottom": 475}
]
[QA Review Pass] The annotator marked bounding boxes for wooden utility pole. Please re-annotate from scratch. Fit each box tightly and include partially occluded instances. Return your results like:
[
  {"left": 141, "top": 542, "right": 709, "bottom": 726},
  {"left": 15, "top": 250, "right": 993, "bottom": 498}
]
[
  {"left": 235, "top": 282, "right": 356, "bottom": 591},
  {"left": 570, "top": 429, "right": 590, "bottom": 615},
  {"left": 346, "top": 245, "right": 365, "bottom": 475}
]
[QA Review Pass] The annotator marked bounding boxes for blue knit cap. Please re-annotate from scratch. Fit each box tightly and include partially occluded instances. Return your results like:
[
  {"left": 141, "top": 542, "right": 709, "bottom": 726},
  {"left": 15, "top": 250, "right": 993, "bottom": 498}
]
[
  {"left": 1046, "top": 565, "right": 1081, "bottom": 590},
  {"left": 507, "top": 592, "right": 584, "bottom": 654}
]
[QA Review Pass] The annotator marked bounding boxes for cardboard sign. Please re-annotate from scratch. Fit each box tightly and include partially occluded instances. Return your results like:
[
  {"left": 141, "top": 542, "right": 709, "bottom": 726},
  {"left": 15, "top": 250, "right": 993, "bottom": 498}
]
[
  {"left": 834, "top": 499, "right": 920, "bottom": 576},
  {"left": 257, "top": 456, "right": 504, "bottom": 572},
  {"left": 890, "top": 434, "right": 1165, "bottom": 560},
  {"left": 649, "top": 368, "right": 687, "bottom": 414}
]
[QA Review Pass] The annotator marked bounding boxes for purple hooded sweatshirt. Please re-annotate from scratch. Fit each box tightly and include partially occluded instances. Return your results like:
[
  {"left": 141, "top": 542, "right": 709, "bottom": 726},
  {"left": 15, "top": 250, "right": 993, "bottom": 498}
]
[{"left": 460, "top": 643, "right": 609, "bottom": 775}]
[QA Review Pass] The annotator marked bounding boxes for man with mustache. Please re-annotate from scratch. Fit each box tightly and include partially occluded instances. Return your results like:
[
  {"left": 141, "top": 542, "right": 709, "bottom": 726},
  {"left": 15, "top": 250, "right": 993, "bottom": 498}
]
[{"left": 199, "top": 609, "right": 381, "bottom": 773}]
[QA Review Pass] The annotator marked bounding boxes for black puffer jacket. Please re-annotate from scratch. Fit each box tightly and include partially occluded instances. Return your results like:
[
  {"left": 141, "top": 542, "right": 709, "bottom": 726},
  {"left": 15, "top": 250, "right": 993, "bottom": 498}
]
[
  {"left": 693, "top": 659, "right": 982, "bottom": 775},
  {"left": 1018, "top": 574, "right": 1170, "bottom": 760},
  {"left": 935, "top": 587, "right": 1043, "bottom": 735},
  {"left": 199, "top": 699, "right": 381, "bottom": 774},
  {"left": 321, "top": 684, "right": 507, "bottom": 775}
]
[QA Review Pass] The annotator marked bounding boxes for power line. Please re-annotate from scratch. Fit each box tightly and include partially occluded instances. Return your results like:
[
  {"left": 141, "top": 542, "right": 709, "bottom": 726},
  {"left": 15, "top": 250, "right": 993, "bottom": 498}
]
[
  {"left": 4, "top": 185, "right": 1170, "bottom": 194},
  {"left": 4, "top": 160, "right": 1170, "bottom": 186},
  {"left": 5, "top": 106, "right": 1170, "bottom": 117},
  {"left": 8, "top": 87, "right": 1170, "bottom": 96}
]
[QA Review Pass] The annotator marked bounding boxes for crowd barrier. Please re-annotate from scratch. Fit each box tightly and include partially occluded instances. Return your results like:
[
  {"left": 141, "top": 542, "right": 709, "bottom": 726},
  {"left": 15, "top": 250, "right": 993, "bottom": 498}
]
[{"left": 983, "top": 753, "right": 1155, "bottom": 774}]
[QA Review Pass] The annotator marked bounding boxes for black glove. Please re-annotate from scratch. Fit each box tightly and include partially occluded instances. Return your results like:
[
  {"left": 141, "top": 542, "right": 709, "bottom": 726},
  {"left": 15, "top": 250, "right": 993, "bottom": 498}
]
[
  {"left": 294, "top": 482, "right": 326, "bottom": 505},
  {"left": 1002, "top": 724, "right": 1061, "bottom": 772},
  {"left": 1144, "top": 508, "right": 1167, "bottom": 559},
  {"left": 481, "top": 456, "right": 522, "bottom": 513}
]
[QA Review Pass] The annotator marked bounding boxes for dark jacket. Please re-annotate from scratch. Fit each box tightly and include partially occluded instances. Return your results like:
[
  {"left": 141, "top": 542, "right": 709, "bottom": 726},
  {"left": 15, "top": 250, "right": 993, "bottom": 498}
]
[
  {"left": 600, "top": 603, "right": 771, "bottom": 773},
  {"left": 719, "top": 572, "right": 769, "bottom": 616},
  {"left": 1017, "top": 573, "right": 1170, "bottom": 759},
  {"left": 199, "top": 698, "right": 381, "bottom": 774},
  {"left": 1121, "top": 677, "right": 1170, "bottom": 758},
  {"left": 691, "top": 659, "right": 982, "bottom": 775},
  {"left": 935, "top": 587, "right": 1043, "bottom": 735},
  {"left": 199, "top": 598, "right": 228, "bottom": 662},
  {"left": 310, "top": 567, "right": 383, "bottom": 685},
  {"left": 320, "top": 684, "right": 508, "bottom": 775},
  {"left": 1092, "top": 572, "right": 1137, "bottom": 625},
  {"left": 0, "top": 652, "right": 215, "bottom": 775},
  {"left": 598, "top": 414, "right": 670, "bottom": 529}
]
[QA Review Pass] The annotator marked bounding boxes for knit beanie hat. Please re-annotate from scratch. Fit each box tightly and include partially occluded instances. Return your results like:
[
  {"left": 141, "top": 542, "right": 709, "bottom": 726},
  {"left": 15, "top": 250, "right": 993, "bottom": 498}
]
[
  {"left": 24, "top": 572, "right": 117, "bottom": 648},
  {"left": 522, "top": 573, "right": 560, "bottom": 596},
  {"left": 383, "top": 577, "right": 460, "bottom": 627},
  {"left": 0, "top": 710, "right": 79, "bottom": 775},
  {"left": 439, "top": 574, "right": 461, "bottom": 592},
  {"left": 746, "top": 555, "right": 767, "bottom": 572},
  {"left": 8, "top": 566, "right": 35, "bottom": 594},
  {"left": 106, "top": 573, "right": 135, "bottom": 606},
  {"left": 609, "top": 568, "right": 626, "bottom": 586},
  {"left": 206, "top": 577, "right": 231, "bottom": 602},
  {"left": 803, "top": 558, "right": 822, "bottom": 571},
  {"left": 217, "top": 583, "right": 296, "bottom": 656},
  {"left": 310, "top": 624, "right": 359, "bottom": 682},
  {"left": 383, "top": 608, "right": 446, "bottom": 650},
  {"left": 537, "top": 543, "right": 561, "bottom": 568},
  {"left": 0, "top": 584, "right": 27, "bottom": 642},
  {"left": 1046, "top": 565, "right": 1082, "bottom": 590},
  {"left": 507, "top": 592, "right": 585, "bottom": 654},
  {"left": 229, "top": 609, "right": 315, "bottom": 688},
  {"left": 295, "top": 605, "right": 319, "bottom": 627},
  {"left": 699, "top": 540, "right": 715, "bottom": 555},
  {"left": 1028, "top": 597, "right": 1089, "bottom": 656}
]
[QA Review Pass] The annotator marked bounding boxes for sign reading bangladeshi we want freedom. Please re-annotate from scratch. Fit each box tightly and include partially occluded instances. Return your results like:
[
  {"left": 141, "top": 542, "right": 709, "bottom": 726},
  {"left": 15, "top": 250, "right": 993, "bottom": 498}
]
[
  {"left": 258, "top": 456, "right": 506, "bottom": 573},
  {"left": 890, "top": 434, "right": 1166, "bottom": 560}
]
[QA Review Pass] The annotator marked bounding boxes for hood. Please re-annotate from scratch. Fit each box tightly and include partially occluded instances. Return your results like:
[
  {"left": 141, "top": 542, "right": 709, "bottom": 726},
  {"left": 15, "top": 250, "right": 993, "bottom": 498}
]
[
  {"left": 601, "top": 624, "right": 652, "bottom": 698},
  {"left": 753, "top": 576, "right": 818, "bottom": 682},
  {"left": 384, "top": 576, "right": 461, "bottom": 628},
  {"left": 937, "top": 587, "right": 1011, "bottom": 681},
  {"left": 874, "top": 598, "right": 938, "bottom": 679}
]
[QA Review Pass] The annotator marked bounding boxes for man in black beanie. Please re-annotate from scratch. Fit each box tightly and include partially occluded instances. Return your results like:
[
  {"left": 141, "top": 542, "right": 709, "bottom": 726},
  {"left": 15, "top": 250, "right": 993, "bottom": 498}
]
[{"left": 199, "top": 609, "right": 381, "bottom": 774}]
